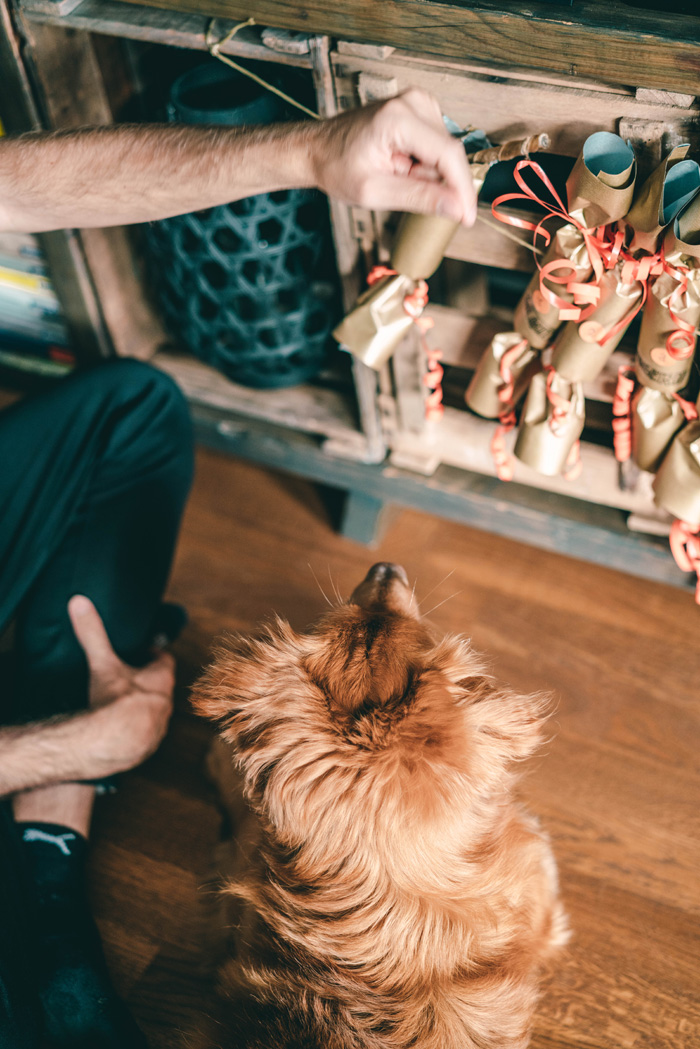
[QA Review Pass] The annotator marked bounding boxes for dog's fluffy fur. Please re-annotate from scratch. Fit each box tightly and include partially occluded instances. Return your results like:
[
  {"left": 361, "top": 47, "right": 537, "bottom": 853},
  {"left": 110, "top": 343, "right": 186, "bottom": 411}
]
[{"left": 191, "top": 564, "right": 569, "bottom": 1049}]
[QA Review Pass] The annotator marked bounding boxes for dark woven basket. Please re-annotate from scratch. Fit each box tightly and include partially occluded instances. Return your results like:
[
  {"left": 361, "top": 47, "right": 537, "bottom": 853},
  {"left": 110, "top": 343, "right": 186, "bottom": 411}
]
[{"left": 145, "top": 62, "right": 337, "bottom": 389}]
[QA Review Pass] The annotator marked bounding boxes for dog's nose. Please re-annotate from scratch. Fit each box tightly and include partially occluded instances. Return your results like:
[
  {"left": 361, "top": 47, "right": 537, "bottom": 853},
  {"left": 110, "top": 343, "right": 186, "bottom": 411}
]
[
  {"left": 349, "top": 563, "right": 415, "bottom": 615},
  {"left": 365, "top": 562, "right": 409, "bottom": 587}
]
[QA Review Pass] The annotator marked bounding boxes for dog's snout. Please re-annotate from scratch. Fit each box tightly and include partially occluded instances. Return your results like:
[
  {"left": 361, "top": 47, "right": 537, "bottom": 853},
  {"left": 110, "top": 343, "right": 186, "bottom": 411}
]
[
  {"left": 349, "top": 562, "right": 415, "bottom": 616},
  {"left": 365, "top": 562, "right": 409, "bottom": 587}
]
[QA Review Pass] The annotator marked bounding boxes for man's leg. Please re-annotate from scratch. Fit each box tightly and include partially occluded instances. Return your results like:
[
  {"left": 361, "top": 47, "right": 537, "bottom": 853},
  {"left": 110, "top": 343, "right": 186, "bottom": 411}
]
[
  {"left": 0, "top": 805, "right": 43, "bottom": 1049},
  {"left": 0, "top": 358, "right": 193, "bottom": 1047}
]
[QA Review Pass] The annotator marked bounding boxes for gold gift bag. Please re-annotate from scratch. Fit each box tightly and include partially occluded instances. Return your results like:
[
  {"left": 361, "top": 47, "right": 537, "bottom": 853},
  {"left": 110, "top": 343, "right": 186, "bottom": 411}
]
[
  {"left": 514, "top": 368, "right": 585, "bottom": 476},
  {"left": 636, "top": 193, "right": 700, "bottom": 393},
  {"left": 513, "top": 132, "right": 636, "bottom": 350},
  {"left": 631, "top": 387, "right": 687, "bottom": 473}
]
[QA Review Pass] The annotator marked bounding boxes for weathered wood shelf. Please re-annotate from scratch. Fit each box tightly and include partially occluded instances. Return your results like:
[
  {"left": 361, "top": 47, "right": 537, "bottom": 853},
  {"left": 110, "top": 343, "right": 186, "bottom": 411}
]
[
  {"left": 189, "top": 398, "right": 694, "bottom": 592},
  {"left": 18, "top": 0, "right": 313, "bottom": 65},
  {"left": 113, "top": 0, "right": 700, "bottom": 95}
]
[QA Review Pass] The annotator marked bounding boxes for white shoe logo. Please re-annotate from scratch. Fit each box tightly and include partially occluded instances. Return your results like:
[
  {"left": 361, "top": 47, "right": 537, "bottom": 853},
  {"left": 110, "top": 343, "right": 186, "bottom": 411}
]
[{"left": 22, "top": 829, "right": 77, "bottom": 855}]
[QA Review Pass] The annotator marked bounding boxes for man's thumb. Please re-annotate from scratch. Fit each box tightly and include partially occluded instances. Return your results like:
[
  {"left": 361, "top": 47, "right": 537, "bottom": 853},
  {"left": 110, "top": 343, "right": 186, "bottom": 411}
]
[{"left": 68, "top": 595, "right": 122, "bottom": 675}]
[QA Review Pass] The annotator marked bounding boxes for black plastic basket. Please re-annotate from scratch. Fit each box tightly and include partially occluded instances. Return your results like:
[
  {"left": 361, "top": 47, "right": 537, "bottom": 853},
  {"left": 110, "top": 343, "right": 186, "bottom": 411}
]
[{"left": 145, "top": 62, "right": 338, "bottom": 389}]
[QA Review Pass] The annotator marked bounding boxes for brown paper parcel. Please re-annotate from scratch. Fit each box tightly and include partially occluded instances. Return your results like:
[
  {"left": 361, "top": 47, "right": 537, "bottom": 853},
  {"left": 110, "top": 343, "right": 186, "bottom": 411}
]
[
  {"left": 551, "top": 263, "right": 643, "bottom": 381},
  {"left": 625, "top": 145, "right": 700, "bottom": 256},
  {"left": 653, "top": 419, "right": 700, "bottom": 527},
  {"left": 631, "top": 386, "right": 686, "bottom": 473},
  {"left": 465, "top": 332, "right": 538, "bottom": 418},
  {"left": 513, "top": 133, "right": 636, "bottom": 350},
  {"left": 514, "top": 370, "right": 585, "bottom": 476},
  {"left": 635, "top": 196, "right": 700, "bottom": 393}
]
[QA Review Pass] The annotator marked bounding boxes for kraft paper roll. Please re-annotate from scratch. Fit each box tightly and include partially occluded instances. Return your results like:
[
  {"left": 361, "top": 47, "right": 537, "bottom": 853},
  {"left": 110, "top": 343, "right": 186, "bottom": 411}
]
[
  {"left": 625, "top": 145, "right": 700, "bottom": 255},
  {"left": 565, "top": 131, "right": 636, "bottom": 228},
  {"left": 551, "top": 263, "right": 643, "bottom": 382},
  {"left": 514, "top": 224, "right": 593, "bottom": 350},
  {"left": 635, "top": 192, "right": 700, "bottom": 393},
  {"left": 465, "top": 332, "right": 538, "bottom": 418}
]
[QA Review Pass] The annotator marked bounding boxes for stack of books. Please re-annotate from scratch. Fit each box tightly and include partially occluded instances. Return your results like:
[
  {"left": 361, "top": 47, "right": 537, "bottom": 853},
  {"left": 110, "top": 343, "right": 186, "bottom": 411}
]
[{"left": 0, "top": 231, "right": 75, "bottom": 378}]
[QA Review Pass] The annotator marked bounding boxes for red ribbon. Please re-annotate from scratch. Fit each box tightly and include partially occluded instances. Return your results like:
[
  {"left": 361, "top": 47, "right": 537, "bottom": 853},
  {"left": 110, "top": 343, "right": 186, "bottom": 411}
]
[
  {"left": 612, "top": 367, "right": 636, "bottom": 463},
  {"left": 491, "top": 159, "right": 613, "bottom": 323},
  {"left": 669, "top": 520, "right": 700, "bottom": 604},
  {"left": 657, "top": 248, "right": 698, "bottom": 362},
  {"left": 490, "top": 337, "right": 529, "bottom": 481}
]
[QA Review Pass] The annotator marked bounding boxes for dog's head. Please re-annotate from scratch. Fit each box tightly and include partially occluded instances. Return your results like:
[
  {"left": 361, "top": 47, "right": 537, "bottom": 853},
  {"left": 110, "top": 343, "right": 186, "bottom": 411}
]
[{"left": 192, "top": 563, "right": 549, "bottom": 869}]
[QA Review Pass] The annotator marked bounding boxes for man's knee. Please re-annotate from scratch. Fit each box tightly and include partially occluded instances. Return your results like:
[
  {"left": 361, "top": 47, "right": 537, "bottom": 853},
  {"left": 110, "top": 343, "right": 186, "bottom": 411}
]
[{"left": 83, "top": 359, "right": 194, "bottom": 486}]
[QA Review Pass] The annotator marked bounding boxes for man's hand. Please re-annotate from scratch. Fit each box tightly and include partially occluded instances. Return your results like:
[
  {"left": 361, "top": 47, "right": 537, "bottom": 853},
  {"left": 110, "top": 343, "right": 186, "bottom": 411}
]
[
  {"left": 67, "top": 595, "right": 175, "bottom": 776},
  {"left": 311, "top": 89, "right": 477, "bottom": 225}
]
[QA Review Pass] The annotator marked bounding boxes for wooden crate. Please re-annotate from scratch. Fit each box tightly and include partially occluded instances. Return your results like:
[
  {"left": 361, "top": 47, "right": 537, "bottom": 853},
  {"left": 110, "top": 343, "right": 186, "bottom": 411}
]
[{"left": 328, "top": 41, "right": 700, "bottom": 537}]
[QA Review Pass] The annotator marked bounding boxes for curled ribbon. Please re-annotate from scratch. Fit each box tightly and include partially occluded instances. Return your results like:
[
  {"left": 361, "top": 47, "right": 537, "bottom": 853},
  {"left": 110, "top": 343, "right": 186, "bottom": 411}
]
[
  {"left": 612, "top": 366, "right": 636, "bottom": 463},
  {"left": 490, "top": 337, "right": 529, "bottom": 481},
  {"left": 366, "top": 266, "right": 442, "bottom": 421},
  {"left": 658, "top": 248, "right": 698, "bottom": 362},
  {"left": 491, "top": 159, "right": 611, "bottom": 323},
  {"left": 545, "top": 365, "right": 573, "bottom": 437},
  {"left": 595, "top": 249, "right": 664, "bottom": 348},
  {"left": 669, "top": 519, "right": 700, "bottom": 604},
  {"left": 672, "top": 392, "right": 700, "bottom": 421}
]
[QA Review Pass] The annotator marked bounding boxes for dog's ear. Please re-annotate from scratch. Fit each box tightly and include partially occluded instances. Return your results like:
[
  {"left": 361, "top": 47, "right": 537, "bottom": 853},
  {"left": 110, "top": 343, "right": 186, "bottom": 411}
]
[{"left": 190, "top": 618, "right": 303, "bottom": 727}]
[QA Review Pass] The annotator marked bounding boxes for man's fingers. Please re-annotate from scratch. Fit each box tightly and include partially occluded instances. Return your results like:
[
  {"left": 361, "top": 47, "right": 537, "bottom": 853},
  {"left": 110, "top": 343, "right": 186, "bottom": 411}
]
[
  {"left": 68, "top": 595, "right": 124, "bottom": 677},
  {"left": 136, "top": 650, "right": 176, "bottom": 696},
  {"left": 362, "top": 172, "right": 473, "bottom": 225},
  {"left": 392, "top": 119, "right": 477, "bottom": 225}
]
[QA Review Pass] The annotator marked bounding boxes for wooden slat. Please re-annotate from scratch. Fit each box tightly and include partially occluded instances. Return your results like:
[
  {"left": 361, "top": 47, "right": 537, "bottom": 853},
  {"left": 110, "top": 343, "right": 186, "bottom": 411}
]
[
  {"left": 388, "top": 404, "right": 654, "bottom": 515},
  {"left": 19, "top": 0, "right": 313, "bottom": 66},
  {"left": 332, "top": 47, "right": 700, "bottom": 160},
  {"left": 114, "top": 0, "right": 700, "bottom": 95},
  {"left": 153, "top": 349, "right": 372, "bottom": 456}
]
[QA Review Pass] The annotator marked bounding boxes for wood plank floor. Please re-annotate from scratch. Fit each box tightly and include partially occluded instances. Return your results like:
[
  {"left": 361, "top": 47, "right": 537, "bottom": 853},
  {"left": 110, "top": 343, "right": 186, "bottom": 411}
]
[{"left": 88, "top": 445, "right": 700, "bottom": 1049}]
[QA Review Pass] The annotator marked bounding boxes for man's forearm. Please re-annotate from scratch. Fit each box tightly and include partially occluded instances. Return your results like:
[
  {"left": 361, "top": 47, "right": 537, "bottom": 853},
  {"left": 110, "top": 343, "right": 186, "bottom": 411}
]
[
  {"left": 0, "top": 715, "right": 99, "bottom": 797},
  {"left": 0, "top": 121, "right": 318, "bottom": 233}
]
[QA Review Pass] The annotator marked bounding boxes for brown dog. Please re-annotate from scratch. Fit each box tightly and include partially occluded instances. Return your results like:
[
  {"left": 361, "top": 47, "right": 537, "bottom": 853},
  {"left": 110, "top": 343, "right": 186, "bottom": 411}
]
[{"left": 191, "top": 562, "right": 569, "bottom": 1049}]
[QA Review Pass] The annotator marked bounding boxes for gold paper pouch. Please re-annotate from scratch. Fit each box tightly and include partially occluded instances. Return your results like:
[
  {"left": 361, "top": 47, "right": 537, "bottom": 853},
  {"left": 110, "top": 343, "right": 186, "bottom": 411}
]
[
  {"left": 625, "top": 145, "right": 700, "bottom": 255},
  {"left": 465, "top": 332, "right": 538, "bottom": 419},
  {"left": 513, "top": 133, "right": 636, "bottom": 350},
  {"left": 333, "top": 214, "right": 457, "bottom": 370},
  {"left": 631, "top": 386, "right": 686, "bottom": 473},
  {"left": 653, "top": 419, "right": 700, "bottom": 527},
  {"left": 514, "top": 369, "right": 585, "bottom": 476},
  {"left": 635, "top": 195, "right": 700, "bottom": 393},
  {"left": 551, "top": 262, "right": 643, "bottom": 381}
]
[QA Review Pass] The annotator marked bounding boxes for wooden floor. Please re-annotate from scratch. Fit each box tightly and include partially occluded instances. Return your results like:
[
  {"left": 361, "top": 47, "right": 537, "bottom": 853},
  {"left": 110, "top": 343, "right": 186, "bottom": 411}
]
[{"left": 89, "top": 444, "right": 700, "bottom": 1049}]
